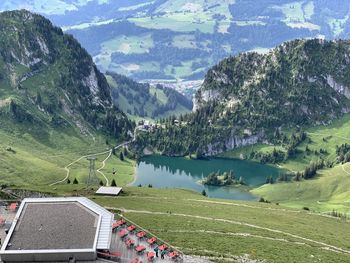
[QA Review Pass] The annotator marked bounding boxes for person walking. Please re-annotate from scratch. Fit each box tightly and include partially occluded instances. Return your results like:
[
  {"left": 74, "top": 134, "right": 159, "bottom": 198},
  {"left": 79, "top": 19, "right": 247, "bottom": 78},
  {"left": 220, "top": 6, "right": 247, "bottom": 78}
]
[
  {"left": 154, "top": 246, "right": 159, "bottom": 257},
  {"left": 161, "top": 250, "right": 166, "bottom": 259}
]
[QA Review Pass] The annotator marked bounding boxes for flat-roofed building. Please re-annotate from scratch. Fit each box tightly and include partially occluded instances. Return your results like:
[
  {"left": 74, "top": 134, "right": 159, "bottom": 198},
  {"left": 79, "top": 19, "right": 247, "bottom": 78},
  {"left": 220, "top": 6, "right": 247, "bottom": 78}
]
[
  {"left": 0, "top": 197, "right": 113, "bottom": 262},
  {"left": 95, "top": 186, "right": 122, "bottom": 196}
]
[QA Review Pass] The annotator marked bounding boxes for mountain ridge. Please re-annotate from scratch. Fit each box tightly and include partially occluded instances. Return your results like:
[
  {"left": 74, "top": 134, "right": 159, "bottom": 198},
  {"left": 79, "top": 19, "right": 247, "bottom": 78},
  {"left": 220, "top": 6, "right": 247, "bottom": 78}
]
[
  {"left": 5, "top": 0, "right": 348, "bottom": 84},
  {"left": 0, "top": 9, "right": 132, "bottom": 140},
  {"left": 136, "top": 38, "right": 350, "bottom": 156}
]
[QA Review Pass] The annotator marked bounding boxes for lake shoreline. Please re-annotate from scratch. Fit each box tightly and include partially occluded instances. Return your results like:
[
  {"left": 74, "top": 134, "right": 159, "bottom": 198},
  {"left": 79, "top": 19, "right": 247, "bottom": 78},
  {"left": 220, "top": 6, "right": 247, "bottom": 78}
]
[{"left": 132, "top": 155, "right": 281, "bottom": 201}]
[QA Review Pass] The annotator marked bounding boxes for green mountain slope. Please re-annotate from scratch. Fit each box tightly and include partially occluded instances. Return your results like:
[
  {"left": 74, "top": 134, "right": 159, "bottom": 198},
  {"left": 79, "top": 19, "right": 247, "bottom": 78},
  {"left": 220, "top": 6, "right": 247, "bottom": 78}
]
[
  {"left": 197, "top": 39, "right": 350, "bottom": 126},
  {"left": 137, "top": 39, "right": 350, "bottom": 156},
  {"left": 219, "top": 112, "right": 350, "bottom": 214},
  {"left": 0, "top": 10, "right": 133, "bottom": 186},
  {"left": 106, "top": 72, "right": 193, "bottom": 119},
  {"left": 0, "top": 10, "right": 132, "bottom": 138}
]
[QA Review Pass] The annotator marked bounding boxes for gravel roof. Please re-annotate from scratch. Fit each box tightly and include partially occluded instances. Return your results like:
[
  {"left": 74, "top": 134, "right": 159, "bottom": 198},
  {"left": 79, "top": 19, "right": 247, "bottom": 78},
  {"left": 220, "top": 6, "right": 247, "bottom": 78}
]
[{"left": 7, "top": 202, "right": 98, "bottom": 250}]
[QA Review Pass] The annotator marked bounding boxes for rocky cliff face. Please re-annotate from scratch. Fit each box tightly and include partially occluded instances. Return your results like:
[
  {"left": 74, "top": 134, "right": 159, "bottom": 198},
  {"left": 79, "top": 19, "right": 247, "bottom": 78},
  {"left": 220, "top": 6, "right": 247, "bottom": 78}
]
[
  {"left": 206, "top": 133, "right": 261, "bottom": 156},
  {"left": 326, "top": 75, "right": 350, "bottom": 100}
]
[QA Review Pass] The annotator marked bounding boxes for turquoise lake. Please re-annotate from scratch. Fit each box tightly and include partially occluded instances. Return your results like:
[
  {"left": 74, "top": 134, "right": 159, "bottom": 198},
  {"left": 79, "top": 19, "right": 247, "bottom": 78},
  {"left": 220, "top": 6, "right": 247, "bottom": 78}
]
[{"left": 133, "top": 156, "right": 282, "bottom": 200}]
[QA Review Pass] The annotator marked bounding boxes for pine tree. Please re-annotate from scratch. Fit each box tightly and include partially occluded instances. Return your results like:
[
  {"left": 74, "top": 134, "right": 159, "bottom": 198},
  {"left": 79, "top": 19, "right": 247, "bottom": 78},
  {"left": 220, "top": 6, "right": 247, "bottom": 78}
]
[
  {"left": 111, "top": 179, "right": 117, "bottom": 187},
  {"left": 36, "top": 92, "right": 42, "bottom": 105},
  {"left": 119, "top": 152, "right": 124, "bottom": 161},
  {"left": 123, "top": 147, "right": 128, "bottom": 156}
]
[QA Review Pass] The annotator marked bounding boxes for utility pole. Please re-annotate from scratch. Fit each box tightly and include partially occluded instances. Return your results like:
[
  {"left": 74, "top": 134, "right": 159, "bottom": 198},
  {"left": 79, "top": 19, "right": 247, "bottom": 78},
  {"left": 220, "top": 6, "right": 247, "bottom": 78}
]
[{"left": 86, "top": 156, "right": 97, "bottom": 186}]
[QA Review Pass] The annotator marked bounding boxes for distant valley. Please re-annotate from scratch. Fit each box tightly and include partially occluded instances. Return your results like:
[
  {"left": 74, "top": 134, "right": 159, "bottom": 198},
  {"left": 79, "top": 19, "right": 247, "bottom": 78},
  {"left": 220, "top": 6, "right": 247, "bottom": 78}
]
[
  {"left": 2, "top": 0, "right": 350, "bottom": 90},
  {"left": 106, "top": 72, "right": 193, "bottom": 119}
]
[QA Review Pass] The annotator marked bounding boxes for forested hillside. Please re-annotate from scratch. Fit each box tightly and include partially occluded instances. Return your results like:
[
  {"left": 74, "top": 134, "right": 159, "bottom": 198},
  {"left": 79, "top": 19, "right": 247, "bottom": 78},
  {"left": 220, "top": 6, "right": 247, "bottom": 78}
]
[
  {"left": 136, "top": 39, "right": 350, "bottom": 156},
  {"left": 106, "top": 72, "right": 193, "bottom": 119}
]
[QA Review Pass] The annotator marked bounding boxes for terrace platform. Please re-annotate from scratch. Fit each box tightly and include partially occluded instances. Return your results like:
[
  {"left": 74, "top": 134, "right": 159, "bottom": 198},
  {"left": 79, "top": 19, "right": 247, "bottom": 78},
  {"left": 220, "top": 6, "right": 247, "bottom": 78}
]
[{"left": 110, "top": 228, "right": 177, "bottom": 263}]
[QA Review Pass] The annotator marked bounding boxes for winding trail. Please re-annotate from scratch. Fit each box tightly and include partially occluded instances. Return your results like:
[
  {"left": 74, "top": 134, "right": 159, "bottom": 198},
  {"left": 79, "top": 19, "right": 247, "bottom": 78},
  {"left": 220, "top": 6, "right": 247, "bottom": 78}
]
[
  {"left": 341, "top": 161, "right": 350, "bottom": 175},
  {"left": 96, "top": 141, "right": 131, "bottom": 186},
  {"left": 96, "top": 150, "right": 112, "bottom": 186},
  {"left": 162, "top": 229, "right": 307, "bottom": 245},
  {"left": 50, "top": 126, "right": 142, "bottom": 186},
  {"left": 110, "top": 207, "right": 350, "bottom": 256},
  {"left": 50, "top": 150, "right": 110, "bottom": 186},
  {"left": 112, "top": 196, "right": 346, "bottom": 221}
]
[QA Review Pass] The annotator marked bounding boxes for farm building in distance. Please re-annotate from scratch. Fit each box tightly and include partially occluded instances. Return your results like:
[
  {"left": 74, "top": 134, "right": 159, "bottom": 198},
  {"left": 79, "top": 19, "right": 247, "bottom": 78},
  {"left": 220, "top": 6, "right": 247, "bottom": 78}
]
[
  {"left": 96, "top": 186, "right": 122, "bottom": 196},
  {"left": 0, "top": 197, "right": 113, "bottom": 262}
]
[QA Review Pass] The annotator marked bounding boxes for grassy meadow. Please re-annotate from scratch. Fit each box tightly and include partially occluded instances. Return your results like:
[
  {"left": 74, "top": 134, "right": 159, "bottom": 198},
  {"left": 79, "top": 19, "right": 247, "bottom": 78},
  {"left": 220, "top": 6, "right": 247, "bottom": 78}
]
[
  {"left": 0, "top": 122, "right": 135, "bottom": 188},
  {"left": 252, "top": 164, "right": 350, "bottom": 214},
  {"left": 220, "top": 113, "right": 350, "bottom": 214},
  {"left": 92, "top": 187, "right": 350, "bottom": 263}
]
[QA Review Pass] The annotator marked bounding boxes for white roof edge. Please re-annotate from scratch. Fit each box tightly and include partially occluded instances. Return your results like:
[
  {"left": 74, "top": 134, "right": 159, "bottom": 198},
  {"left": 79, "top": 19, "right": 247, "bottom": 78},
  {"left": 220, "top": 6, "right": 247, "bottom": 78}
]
[
  {"left": 76, "top": 198, "right": 114, "bottom": 250},
  {"left": 18, "top": 197, "right": 113, "bottom": 217}
]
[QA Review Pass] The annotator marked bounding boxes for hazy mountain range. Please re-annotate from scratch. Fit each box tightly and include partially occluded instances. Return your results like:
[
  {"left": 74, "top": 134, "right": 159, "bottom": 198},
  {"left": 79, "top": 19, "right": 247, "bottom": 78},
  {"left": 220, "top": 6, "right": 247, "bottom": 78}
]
[{"left": 2, "top": 0, "right": 350, "bottom": 84}]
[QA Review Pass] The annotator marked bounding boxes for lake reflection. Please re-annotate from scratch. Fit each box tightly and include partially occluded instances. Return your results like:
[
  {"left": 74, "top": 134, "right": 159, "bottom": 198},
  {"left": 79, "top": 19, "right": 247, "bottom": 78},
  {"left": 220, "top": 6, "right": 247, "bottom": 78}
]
[{"left": 133, "top": 155, "right": 283, "bottom": 200}]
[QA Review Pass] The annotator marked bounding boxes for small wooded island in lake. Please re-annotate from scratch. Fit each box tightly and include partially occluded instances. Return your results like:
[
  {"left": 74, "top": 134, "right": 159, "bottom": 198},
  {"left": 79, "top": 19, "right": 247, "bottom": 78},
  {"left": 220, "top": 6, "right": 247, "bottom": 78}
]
[{"left": 202, "top": 171, "right": 245, "bottom": 186}]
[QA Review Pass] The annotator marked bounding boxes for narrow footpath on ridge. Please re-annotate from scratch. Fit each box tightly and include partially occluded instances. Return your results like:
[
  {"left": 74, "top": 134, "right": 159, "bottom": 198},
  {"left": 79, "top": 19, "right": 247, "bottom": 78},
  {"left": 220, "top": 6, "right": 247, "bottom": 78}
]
[{"left": 50, "top": 126, "right": 142, "bottom": 186}]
